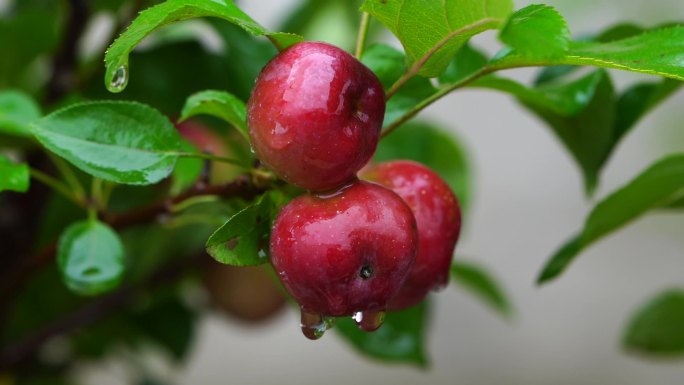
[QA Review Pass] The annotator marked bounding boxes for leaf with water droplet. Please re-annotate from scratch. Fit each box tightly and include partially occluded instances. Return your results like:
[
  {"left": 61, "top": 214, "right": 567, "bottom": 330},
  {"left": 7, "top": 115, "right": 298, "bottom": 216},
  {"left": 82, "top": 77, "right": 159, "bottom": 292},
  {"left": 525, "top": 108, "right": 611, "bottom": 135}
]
[
  {"left": 57, "top": 220, "right": 125, "bottom": 296},
  {"left": 30, "top": 101, "right": 182, "bottom": 185},
  {"left": 104, "top": 0, "right": 302, "bottom": 93},
  {"left": 206, "top": 191, "right": 288, "bottom": 266},
  {"left": 337, "top": 300, "right": 429, "bottom": 366}
]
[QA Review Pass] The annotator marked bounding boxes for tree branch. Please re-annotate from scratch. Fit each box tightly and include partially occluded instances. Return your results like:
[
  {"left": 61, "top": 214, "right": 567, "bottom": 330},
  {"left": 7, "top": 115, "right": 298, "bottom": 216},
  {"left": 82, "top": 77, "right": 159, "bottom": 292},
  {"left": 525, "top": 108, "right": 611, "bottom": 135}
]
[
  {"left": 0, "top": 176, "right": 267, "bottom": 321},
  {"left": 0, "top": 254, "right": 202, "bottom": 370}
]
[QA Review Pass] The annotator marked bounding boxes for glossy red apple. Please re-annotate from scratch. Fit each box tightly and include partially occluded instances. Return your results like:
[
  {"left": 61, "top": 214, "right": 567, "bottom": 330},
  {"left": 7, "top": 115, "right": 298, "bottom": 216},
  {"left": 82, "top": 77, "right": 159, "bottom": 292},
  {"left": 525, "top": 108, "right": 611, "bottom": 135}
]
[
  {"left": 270, "top": 180, "right": 417, "bottom": 319},
  {"left": 362, "top": 160, "right": 461, "bottom": 310},
  {"left": 247, "top": 41, "right": 385, "bottom": 192}
]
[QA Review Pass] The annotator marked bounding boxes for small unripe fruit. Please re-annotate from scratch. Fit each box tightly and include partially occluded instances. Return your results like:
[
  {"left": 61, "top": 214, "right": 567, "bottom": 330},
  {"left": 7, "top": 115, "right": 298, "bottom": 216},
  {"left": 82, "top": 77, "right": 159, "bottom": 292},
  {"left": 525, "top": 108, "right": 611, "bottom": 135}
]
[
  {"left": 362, "top": 160, "right": 461, "bottom": 310},
  {"left": 202, "top": 261, "right": 286, "bottom": 323},
  {"left": 247, "top": 42, "right": 385, "bottom": 192},
  {"left": 270, "top": 180, "right": 417, "bottom": 318}
]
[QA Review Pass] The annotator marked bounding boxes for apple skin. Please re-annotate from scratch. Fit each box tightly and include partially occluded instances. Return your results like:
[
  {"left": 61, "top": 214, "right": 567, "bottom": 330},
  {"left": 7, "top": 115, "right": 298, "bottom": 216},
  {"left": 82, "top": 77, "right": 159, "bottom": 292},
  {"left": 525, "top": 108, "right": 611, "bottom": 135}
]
[
  {"left": 362, "top": 160, "right": 461, "bottom": 310},
  {"left": 247, "top": 41, "right": 385, "bottom": 192},
  {"left": 270, "top": 180, "right": 417, "bottom": 316}
]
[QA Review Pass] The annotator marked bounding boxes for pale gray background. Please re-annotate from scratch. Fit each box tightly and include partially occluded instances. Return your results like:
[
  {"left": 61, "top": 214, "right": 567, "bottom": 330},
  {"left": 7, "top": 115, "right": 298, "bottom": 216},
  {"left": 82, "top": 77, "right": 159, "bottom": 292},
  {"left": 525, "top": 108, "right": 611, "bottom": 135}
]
[{"left": 72, "top": 0, "right": 684, "bottom": 384}]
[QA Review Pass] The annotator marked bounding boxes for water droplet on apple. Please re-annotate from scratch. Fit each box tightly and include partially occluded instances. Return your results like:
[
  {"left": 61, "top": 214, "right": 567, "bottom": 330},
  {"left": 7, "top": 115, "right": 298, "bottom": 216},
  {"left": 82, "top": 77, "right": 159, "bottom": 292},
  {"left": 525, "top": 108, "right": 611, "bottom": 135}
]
[
  {"left": 109, "top": 65, "right": 128, "bottom": 92},
  {"left": 352, "top": 310, "right": 385, "bottom": 332},
  {"left": 300, "top": 309, "right": 334, "bottom": 340}
]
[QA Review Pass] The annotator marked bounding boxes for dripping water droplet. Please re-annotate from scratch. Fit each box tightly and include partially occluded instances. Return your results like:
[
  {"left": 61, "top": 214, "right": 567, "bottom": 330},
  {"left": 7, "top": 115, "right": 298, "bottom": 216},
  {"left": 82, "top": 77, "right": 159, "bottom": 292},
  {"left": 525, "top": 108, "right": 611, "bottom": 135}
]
[
  {"left": 432, "top": 274, "right": 449, "bottom": 292},
  {"left": 300, "top": 309, "right": 333, "bottom": 340},
  {"left": 109, "top": 65, "right": 128, "bottom": 92},
  {"left": 352, "top": 310, "right": 385, "bottom": 332}
]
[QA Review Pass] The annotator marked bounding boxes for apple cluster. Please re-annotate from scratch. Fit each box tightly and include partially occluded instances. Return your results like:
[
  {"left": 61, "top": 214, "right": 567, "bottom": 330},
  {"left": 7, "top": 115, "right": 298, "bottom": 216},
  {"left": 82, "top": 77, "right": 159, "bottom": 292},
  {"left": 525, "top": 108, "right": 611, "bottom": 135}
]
[{"left": 247, "top": 42, "right": 461, "bottom": 339}]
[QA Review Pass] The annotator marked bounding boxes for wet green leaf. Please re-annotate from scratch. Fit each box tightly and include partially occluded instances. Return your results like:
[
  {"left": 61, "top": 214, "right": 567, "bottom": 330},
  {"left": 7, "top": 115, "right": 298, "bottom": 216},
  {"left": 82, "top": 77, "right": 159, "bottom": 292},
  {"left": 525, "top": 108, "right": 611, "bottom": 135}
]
[
  {"left": 0, "top": 90, "right": 41, "bottom": 137},
  {"left": 206, "top": 192, "right": 283, "bottom": 266},
  {"left": 538, "top": 154, "right": 684, "bottom": 284},
  {"left": 451, "top": 259, "right": 512, "bottom": 318},
  {"left": 179, "top": 90, "right": 248, "bottom": 140},
  {"left": 31, "top": 101, "right": 181, "bottom": 185},
  {"left": 336, "top": 301, "right": 429, "bottom": 367},
  {"left": 0, "top": 154, "right": 29, "bottom": 193},
  {"left": 57, "top": 220, "right": 125, "bottom": 296},
  {"left": 361, "top": 0, "right": 513, "bottom": 77},
  {"left": 623, "top": 289, "right": 684, "bottom": 357},
  {"left": 104, "top": 0, "right": 302, "bottom": 93}
]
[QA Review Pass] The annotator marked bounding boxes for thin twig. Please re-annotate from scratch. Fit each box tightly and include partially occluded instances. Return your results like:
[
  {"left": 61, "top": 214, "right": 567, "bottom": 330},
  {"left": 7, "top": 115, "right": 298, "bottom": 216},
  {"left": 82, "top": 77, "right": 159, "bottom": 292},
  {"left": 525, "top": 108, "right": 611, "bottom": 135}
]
[
  {"left": 381, "top": 66, "right": 494, "bottom": 138},
  {"left": 355, "top": 12, "right": 372, "bottom": 60},
  {"left": 384, "top": 18, "right": 498, "bottom": 100},
  {"left": 0, "top": 176, "right": 267, "bottom": 320}
]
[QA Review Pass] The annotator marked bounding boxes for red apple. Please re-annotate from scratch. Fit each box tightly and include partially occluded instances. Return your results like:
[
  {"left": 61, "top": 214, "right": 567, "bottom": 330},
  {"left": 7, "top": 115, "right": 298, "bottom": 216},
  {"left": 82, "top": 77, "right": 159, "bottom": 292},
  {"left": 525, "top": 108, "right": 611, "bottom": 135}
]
[
  {"left": 362, "top": 160, "right": 461, "bottom": 310},
  {"left": 270, "top": 180, "right": 417, "bottom": 317},
  {"left": 247, "top": 42, "right": 385, "bottom": 192}
]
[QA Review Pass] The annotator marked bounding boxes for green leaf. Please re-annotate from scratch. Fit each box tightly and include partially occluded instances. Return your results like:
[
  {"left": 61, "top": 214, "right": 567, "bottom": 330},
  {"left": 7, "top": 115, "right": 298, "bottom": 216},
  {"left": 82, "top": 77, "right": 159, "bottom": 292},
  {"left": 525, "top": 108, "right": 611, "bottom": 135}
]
[
  {"left": 623, "top": 289, "right": 684, "bottom": 357},
  {"left": 104, "top": 0, "right": 302, "bottom": 93},
  {"left": 494, "top": 26, "right": 684, "bottom": 81},
  {"left": 614, "top": 78, "right": 682, "bottom": 141},
  {"left": 0, "top": 90, "right": 41, "bottom": 137},
  {"left": 179, "top": 90, "right": 248, "bottom": 140},
  {"left": 438, "top": 43, "right": 488, "bottom": 85},
  {"left": 472, "top": 70, "right": 616, "bottom": 193},
  {"left": 0, "top": 155, "right": 29, "bottom": 193},
  {"left": 57, "top": 220, "right": 125, "bottom": 296},
  {"left": 31, "top": 101, "right": 182, "bottom": 185},
  {"left": 538, "top": 154, "right": 684, "bottom": 284},
  {"left": 361, "top": 0, "right": 513, "bottom": 77},
  {"left": 336, "top": 301, "right": 429, "bottom": 367},
  {"left": 205, "top": 192, "right": 281, "bottom": 266},
  {"left": 373, "top": 121, "right": 471, "bottom": 211},
  {"left": 451, "top": 259, "right": 512, "bottom": 318},
  {"left": 133, "top": 297, "right": 197, "bottom": 361},
  {"left": 170, "top": 139, "right": 203, "bottom": 196},
  {"left": 361, "top": 44, "right": 437, "bottom": 127},
  {"left": 499, "top": 4, "right": 569, "bottom": 60}
]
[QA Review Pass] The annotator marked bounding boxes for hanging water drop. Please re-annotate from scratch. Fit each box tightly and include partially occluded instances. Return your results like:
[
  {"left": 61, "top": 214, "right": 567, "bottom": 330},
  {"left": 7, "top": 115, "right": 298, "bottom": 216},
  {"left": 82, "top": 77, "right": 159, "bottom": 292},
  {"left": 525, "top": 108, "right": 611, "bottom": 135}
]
[
  {"left": 300, "top": 309, "right": 331, "bottom": 340},
  {"left": 352, "top": 310, "right": 385, "bottom": 332},
  {"left": 109, "top": 65, "right": 128, "bottom": 92},
  {"left": 432, "top": 274, "right": 449, "bottom": 292}
]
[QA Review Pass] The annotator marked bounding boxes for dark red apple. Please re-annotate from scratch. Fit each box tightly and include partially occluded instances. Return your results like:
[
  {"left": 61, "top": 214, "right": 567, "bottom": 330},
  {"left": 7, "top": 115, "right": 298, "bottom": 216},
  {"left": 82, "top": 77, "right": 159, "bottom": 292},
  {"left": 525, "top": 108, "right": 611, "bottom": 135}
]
[
  {"left": 270, "top": 180, "right": 417, "bottom": 317},
  {"left": 247, "top": 41, "right": 385, "bottom": 192},
  {"left": 362, "top": 160, "right": 461, "bottom": 310}
]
